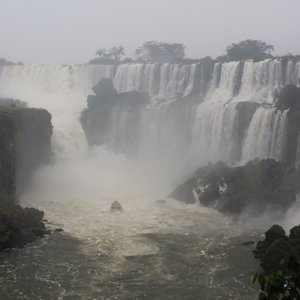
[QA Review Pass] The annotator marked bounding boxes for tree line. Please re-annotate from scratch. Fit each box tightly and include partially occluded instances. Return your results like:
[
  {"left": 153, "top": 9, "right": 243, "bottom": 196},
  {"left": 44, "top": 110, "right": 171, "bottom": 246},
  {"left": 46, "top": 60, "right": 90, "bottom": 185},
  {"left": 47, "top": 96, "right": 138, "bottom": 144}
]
[
  {"left": 0, "top": 57, "right": 23, "bottom": 66},
  {"left": 89, "top": 39, "right": 292, "bottom": 65}
]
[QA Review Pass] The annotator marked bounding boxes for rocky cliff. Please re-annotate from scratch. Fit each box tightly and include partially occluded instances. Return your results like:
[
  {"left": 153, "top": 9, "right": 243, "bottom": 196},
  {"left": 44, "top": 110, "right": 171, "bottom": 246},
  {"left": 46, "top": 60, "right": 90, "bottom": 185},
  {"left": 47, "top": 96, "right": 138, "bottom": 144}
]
[
  {"left": 0, "top": 103, "right": 52, "bottom": 197},
  {"left": 275, "top": 84, "right": 300, "bottom": 169},
  {"left": 81, "top": 78, "right": 149, "bottom": 156},
  {"left": 170, "top": 159, "right": 300, "bottom": 215},
  {"left": 0, "top": 99, "right": 52, "bottom": 249}
]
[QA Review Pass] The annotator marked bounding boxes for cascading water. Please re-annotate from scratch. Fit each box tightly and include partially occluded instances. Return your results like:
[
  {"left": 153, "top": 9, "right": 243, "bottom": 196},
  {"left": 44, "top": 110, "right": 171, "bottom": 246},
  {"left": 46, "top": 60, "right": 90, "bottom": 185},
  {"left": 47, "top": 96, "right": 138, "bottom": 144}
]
[
  {"left": 0, "top": 59, "right": 298, "bottom": 299},
  {"left": 242, "top": 107, "right": 287, "bottom": 162},
  {"left": 0, "top": 64, "right": 115, "bottom": 159}
]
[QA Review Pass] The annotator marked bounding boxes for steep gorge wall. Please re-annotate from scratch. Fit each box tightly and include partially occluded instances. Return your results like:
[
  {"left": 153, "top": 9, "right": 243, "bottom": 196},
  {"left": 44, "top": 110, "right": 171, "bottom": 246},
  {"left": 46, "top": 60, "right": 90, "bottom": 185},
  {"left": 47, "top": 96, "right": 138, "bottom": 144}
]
[{"left": 0, "top": 103, "right": 52, "bottom": 200}]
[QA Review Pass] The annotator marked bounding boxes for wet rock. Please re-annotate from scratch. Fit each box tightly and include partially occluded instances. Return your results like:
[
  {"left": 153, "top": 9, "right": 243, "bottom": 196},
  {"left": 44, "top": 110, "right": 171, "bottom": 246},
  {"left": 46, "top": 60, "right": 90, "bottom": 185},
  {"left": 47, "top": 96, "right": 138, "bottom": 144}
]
[
  {"left": 0, "top": 104, "right": 52, "bottom": 197},
  {"left": 274, "top": 84, "right": 300, "bottom": 168},
  {"left": 170, "top": 159, "right": 300, "bottom": 215},
  {"left": 81, "top": 78, "right": 149, "bottom": 156},
  {"left": 0, "top": 203, "right": 47, "bottom": 250},
  {"left": 169, "top": 178, "right": 198, "bottom": 204},
  {"left": 54, "top": 228, "right": 64, "bottom": 233},
  {"left": 92, "top": 78, "right": 118, "bottom": 100}
]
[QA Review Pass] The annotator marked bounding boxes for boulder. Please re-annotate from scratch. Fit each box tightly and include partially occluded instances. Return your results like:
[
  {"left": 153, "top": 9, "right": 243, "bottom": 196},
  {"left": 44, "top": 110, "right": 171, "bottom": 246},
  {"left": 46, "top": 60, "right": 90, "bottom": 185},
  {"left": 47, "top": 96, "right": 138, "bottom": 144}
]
[
  {"left": 81, "top": 79, "right": 149, "bottom": 156},
  {"left": 0, "top": 103, "right": 52, "bottom": 250},
  {"left": 253, "top": 224, "right": 300, "bottom": 274},
  {"left": 170, "top": 159, "right": 300, "bottom": 215},
  {"left": 92, "top": 78, "right": 118, "bottom": 100},
  {"left": 0, "top": 202, "right": 47, "bottom": 250}
]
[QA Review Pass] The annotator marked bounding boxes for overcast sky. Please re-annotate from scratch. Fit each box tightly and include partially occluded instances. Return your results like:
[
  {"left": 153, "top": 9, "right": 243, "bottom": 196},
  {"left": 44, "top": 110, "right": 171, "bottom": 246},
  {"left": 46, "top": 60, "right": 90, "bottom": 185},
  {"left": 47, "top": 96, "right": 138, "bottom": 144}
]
[{"left": 0, "top": 0, "right": 299, "bottom": 64}]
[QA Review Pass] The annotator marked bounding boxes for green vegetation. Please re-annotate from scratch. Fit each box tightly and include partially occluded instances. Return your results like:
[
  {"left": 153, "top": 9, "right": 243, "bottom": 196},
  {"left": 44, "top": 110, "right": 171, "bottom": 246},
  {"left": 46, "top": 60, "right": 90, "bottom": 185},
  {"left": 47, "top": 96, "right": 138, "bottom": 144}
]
[
  {"left": 89, "top": 46, "right": 125, "bottom": 64},
  {"left": 254, "top": 224, "right": 300, "bottom": 272},
  {"left": 88, "top": 40, "right": 300, "bottom": 64},
  {"left": 253, "top": 256, "right": 300, "bottom": 300},
  {"left": 135, "top": 41, "right": 185, "bottom": 63},
  {"left": 253, "top": 225, "right": 300, "bottom": 298},
  {"left": 217, "top": 40, "right": 274, "bottom": 62},
  {"left": 89, "top": 41, "right": 186, "bottom": 64}
]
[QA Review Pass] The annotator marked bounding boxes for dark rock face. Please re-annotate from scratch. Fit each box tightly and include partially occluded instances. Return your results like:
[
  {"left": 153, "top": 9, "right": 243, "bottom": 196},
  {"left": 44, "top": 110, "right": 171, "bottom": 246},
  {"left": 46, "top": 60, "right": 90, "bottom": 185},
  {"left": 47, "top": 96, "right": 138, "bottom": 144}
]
[
  {"left": 276, "top": 84, "right": 300, "bottom": 111},
  {"left": 0, "top": 104, "right": 52, "bottom": 196},
  {"left": 253, "top": 224, "right": 300, "bottom": 274},
  {"left": 170, "top": 178, "right": 197, "bottom": 204},
  {"left": 231, "top": 102, "right": 259, "bottom": 162},
  {"left": 170, "top": 159, "right": 300, "bottom": 215},
  {"left": 0, "top": 102, "right": 53, "bottom": 250},
  {"left": 275, "top": 85, "right": 300, "bottom": 168},
  {"left": 13, "top": 108, "right": 52, "bottom": 194},
  {"left": 81, "top": 78, "right": 149, "bottom": 155},
  {"left": 0, "top": 114, "right": 17, "bottom": 201},
  {"left": 0, "top": 202, "right": 46, "bottom": 250}
]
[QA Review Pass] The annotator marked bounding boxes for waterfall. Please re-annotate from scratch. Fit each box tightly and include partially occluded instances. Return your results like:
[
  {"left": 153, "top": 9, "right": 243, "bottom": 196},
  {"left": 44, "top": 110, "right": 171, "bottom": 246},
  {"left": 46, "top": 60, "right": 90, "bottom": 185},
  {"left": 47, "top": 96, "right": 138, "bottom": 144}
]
[
  {"left": 286, "top": 60, "right": 295, "bottom": 85},
  {"left": 241, "top": 107, "right": 287, "bottom": 162},
  {"left": 0, "top": 59, "right": 298, "bottom": 188},
  {"left": 296, "top": 62, "right": 300, "bottom": 86},
  {"left": 238, "top": 59, "right": 282, "bottom": 102},
  {"left": 114, "top": 62, "right": 212, "bottom": 101},
  {"left": 0, "top": 64, "right": 114, "bottom": 160}
]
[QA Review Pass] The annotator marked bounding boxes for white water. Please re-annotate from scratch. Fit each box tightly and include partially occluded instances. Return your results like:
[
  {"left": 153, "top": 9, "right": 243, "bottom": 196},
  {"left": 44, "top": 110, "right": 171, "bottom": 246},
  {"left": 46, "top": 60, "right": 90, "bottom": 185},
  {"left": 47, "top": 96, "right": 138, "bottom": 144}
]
[
  {"left": 0, "top": 64, "right": 114, "bottom": 159},
  {"left": 242, "top": 107, "right": 287, "bottom": 162},
  {"left": 0, "top": 59, "right": 296, "bottom": 186}
]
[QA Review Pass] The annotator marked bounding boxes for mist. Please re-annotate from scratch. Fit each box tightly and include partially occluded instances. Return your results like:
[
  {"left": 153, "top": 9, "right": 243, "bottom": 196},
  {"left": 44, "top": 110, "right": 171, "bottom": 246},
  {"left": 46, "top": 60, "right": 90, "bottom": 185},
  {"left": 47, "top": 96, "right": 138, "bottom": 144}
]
[{"left": 1, "top": 0, "right": 300, "bottom": 64}]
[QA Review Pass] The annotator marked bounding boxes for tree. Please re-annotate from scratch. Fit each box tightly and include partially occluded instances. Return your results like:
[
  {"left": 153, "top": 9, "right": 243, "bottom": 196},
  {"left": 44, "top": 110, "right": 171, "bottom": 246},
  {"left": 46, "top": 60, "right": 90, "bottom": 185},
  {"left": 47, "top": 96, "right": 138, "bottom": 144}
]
[
  {"left": 89, "top": 46, "right": 125, "bottom": 64},
  {"left": 222, "top": 40, "right": 274, "bottom": 61},
  {"left": 135, "top": 41, "right": 185, "bottom": 63},
  {"left": 108, "top": 46, "right": 125, "bottom": 62},
  {"left": 0, "top": 57, "right": 22, "bottom": 66}
]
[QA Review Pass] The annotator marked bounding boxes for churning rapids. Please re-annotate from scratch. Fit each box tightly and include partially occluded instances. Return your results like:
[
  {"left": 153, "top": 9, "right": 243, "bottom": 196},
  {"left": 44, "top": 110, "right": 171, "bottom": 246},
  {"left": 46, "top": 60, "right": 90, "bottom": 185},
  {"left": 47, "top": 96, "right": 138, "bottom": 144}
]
[{"left": 0, "top": 60, "right": 299, "bottom": 299}]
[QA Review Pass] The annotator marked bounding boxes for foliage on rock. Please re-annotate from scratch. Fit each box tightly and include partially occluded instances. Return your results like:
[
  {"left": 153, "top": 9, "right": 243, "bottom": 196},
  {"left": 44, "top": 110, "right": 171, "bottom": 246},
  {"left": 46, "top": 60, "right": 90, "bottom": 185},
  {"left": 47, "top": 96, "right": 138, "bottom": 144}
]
[{"left": 253, "top": 255, "right": 300, "bottom": 299}]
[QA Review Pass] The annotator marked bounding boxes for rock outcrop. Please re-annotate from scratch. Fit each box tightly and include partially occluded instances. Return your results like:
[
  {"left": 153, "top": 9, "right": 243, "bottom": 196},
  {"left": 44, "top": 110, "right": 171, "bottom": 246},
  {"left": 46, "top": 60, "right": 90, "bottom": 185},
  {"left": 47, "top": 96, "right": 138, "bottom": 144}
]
[
  {"left": 170, "top": 159, "right": 300, "bottom": 215},
  {"left": 275, "top": 84, "right": 300, "bottom": 169},
  {"left": 0, "top": 100, "right": 53, "bottom": 249},
  {"left": 0, "top": 202, "right": 48, "bottom": 250},
  {"left": 81, "top": 78, "right": 149, "bottom": 155},
  {"left": 253, "top": 224, "right": 300, "bottom": 274},
  {"left": 0, "top": 103, "right": 52, "bottom": 196}
]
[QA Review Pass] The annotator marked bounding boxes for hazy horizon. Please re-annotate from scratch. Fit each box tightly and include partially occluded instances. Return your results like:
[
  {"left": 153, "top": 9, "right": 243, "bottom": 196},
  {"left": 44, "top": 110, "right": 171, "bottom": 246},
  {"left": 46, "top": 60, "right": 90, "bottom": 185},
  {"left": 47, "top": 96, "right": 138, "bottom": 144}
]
[{"left": 1, "top": 0, "right": 300, "bottom": 64}]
